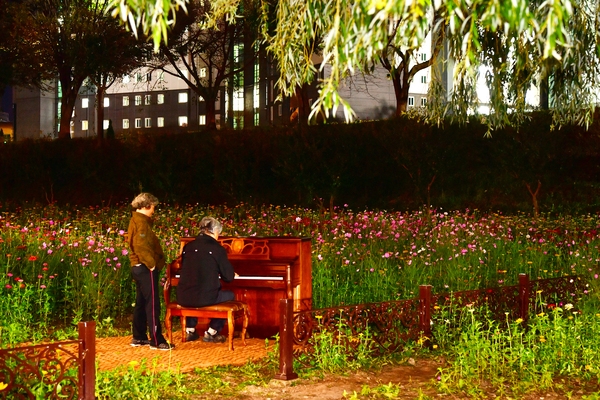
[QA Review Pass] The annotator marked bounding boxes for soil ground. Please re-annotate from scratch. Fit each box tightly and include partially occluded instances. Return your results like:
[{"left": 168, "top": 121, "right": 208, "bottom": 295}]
[{"left": 94, "top": 334, "right": 600, "bottom": 399}]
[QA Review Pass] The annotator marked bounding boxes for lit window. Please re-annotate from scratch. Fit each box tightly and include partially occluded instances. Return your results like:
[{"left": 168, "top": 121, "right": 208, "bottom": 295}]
[
  {"left": 123, "top": 119, "right": 129, "bottom": 129},
  {"left": 200, "top": 68, "right": 207, "bottom": 78},
  {"left": 145, "top": 118, "right": 151, "bottom": 128},
  {"left": 421, "top": 75, "right": 427, "bottom": 84},
  {"left": 135, "top": 118, "right": 141, "bottom": 128},
  {"left": 82, "top": 120, "right": 88, "bottom": 131},
  {"left": 178, "top": 92, "right": 188, "bottom": 103},
  {"left": 122, "top": 74, "right": 130, "bottom": 83},
  {"left": 408, "top": 97, "right": 414, "bottom": 106},
  {"left": 199, "top": 115, "right": 206, "bottom": 125},
  {"left": 178, "top": 116, "right": 188, "bottom": 127},
  {"left": 157, "top": 94, "right": 164, "bottom": 104},
  {"left": 135, "top": 95, "right": 142, "bottom": 106},
  {"left": 103, "top": 120, "right": 109, "bottom": 130},
  {"left": 144, "top": 95, "right": 151, "bottom": 105},
  {"left": 82, "top": 98, "right": 89, "bottom": 108},
  {"left": 157, "top": 117, "right": 164, "bottom": 127},
  {"left": 103, "top": 97, "right": 110, "bottom": 107},
  {"left": 421, "top": 98, "right": 427, "bottom": 106},
  {"left": 123, "top": 96, "right": 129, "bottom": 106}
]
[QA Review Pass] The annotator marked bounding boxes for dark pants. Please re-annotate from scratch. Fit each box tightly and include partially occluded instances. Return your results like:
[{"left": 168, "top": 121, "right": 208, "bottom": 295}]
[
  {"left": 186, "top": 290, "right": 235, "bottom": 333},
  {"left": 131, "top": 264, "right": 167, "bottom": 346}
]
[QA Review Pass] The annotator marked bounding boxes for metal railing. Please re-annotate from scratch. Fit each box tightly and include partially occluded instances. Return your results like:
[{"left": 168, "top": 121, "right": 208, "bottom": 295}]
[
  {"left": 275, "top": 273, "right": 585, "bottom": 380},
  {"left": 0, "top": 321, "right": 95, "bottom": 399}
]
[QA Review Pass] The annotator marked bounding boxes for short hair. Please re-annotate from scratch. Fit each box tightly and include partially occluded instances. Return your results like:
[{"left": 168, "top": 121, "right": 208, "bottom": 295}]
[
  {"left": 199, "top": 216, "right": 223, "bottom": 235},
  {"left": 131, "top": 193, "right": 159, "bottom": 210}
]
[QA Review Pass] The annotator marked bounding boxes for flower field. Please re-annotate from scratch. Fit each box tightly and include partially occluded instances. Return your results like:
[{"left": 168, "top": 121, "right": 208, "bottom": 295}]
[{"left": 0, "top": 202, "right": 599, "bottom": 346}]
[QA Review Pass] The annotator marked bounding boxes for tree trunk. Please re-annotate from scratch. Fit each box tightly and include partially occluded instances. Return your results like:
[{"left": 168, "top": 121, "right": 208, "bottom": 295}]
[
  {"left": 391, "top": 69, "right": 409, "bottom": 117},
  {"left": 539, "top": 75, "right": 549, "bottom": 110},
  {"left": 205, "top": 94, "right": 218, "bottom": 130},
  {"left": 96, "top": 86, "right": 105, "bottom": 141}
]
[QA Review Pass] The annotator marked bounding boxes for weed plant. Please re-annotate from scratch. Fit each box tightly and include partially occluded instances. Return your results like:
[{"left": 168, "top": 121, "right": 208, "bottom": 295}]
[
  {"left": 0, "top": 202, "right": 599, "bottom": 347},
  {"left": 433, "top": 295, "right": 600, "bottom": 397}
]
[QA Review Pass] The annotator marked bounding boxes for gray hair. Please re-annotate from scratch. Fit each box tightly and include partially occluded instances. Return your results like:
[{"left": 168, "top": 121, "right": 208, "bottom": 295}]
[
  {"left": 131, "top": 193, "right": 159, "bottom": 210},
  {"left": 199, "top": 216, "right": 223, "bottom": 235}
]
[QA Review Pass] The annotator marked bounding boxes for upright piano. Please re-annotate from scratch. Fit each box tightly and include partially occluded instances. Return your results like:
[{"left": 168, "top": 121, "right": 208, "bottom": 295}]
[{"left": 176, "top": 236, "right": 312, "bottom": 338}]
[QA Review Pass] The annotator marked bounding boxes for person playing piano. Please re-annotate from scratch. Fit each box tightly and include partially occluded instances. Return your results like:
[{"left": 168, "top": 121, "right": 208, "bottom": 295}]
[{"left": 176, "top": 216, "right": 237, "bottom": 343}]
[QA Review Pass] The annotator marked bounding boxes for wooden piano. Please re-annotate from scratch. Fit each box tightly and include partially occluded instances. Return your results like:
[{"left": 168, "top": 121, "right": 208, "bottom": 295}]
[{"left": 175, "top": 236, "right": 312, "bottom": 338}]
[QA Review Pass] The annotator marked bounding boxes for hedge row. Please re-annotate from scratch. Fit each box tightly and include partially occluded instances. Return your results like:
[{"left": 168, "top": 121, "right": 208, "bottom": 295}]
[{"left": 1, "top": 113, "right": 599, "bottom": 213}]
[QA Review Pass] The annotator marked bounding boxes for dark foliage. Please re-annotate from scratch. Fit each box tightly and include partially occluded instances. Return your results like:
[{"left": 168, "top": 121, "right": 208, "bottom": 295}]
[{"left": 1, "top": 113, "right": 599, "bottom": 213}]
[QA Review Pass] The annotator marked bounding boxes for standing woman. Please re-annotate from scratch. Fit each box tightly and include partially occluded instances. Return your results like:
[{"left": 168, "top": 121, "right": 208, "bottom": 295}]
[{"left": 127, "top": 193, "right": 174, "bottom": 350}]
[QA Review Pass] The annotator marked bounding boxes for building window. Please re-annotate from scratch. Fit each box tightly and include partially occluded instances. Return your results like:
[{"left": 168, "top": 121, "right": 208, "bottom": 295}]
[
  {"left": 135, "top": 95, "right": 142, "bottom": 106},
  {"left": 178, "top": 92, "right": 188, "bottom": 103},
  {"left": 420, "top": 53, "right": 427, "bottom": 61},
  {"left": 157, "top": 94, "right": 164, "bottom": 104},
  {"left": 136, "top": 72, "right": 144, "bottom": 83},
  {"left": 200, "top": 68, "right": 207, "bottom": 78},
  {"left": 135, "top": 118, "right": 141, "bottom": 128},
  {"left": 123, "top": 96, "right": 129, "bottom": 106},
  {"left": 421, "top": 75, "right": 427, "bottom": 84},
  {"left": 82, "top": 98, "right": 89, "bottom": 108},
  {"left": 145, "top": 118, "right": 151, "bottom": 128},
  {"left": 178, "top": 116, "right": 188, "bottom": 127},
  {"left": 144, "top": 95, "right": 151, "bottom": 105},
  {"left": 199, "top": 115, "right": 206, "bottom": 125},
  {"left": 408, "top": 96, "right": 414, "bottom": 106},
  {"left": 278, "top": 104, "right": 282, "bottom": 116},
  {"left": 103, "top": 97, "right": 110, "bottom": 107},
  {"left": 421, "top": 98, "right": 427, "bottom": 106},
  {"left": 157, "top": 117, "right": 164, "bottom": 127},
  {"left": 82, "top": 120, "right": 88, "bottom": 131},
  {"left": 146, "top": 72, "right": 152, "bottom": 82},
  {"left": 122, "top": 74, "right": 130, "bottom": 83},
  {"left": 123, "top": 119, "right": 129, "bottom": 129}
]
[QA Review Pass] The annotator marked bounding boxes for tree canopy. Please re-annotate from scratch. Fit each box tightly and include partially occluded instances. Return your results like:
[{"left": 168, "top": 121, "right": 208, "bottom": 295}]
[{"left": 100, "top": 0, "right": 600, "bottom": 130}]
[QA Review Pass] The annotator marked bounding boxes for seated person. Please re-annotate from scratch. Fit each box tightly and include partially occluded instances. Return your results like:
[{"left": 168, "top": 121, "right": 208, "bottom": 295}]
[{"left": 176, "top": 216, "right": 236, "bottom": 343}]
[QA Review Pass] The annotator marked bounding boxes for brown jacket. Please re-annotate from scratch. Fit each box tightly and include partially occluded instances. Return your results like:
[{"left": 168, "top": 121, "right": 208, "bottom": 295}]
[{"left": 127, "top": 211, "right": 165, "bottom": 270}]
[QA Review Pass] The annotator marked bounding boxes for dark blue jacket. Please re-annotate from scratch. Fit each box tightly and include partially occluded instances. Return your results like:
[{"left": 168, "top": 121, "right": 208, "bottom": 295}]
[{"left": 176, "top": 234, "right": 235, "bottom": 307}]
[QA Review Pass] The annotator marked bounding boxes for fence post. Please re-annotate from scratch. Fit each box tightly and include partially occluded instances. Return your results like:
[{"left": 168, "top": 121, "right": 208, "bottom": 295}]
[
  {"left": 274, "top": 298, "right": 298, "bottom": 380},
  {"left": 78, "top": 321, "right": 96, "bottom": 400},
  {"left": 419, "top": 285, "right": 432, "bottom": 346},
  {"left": 518, "top": 273, "right": 530, "bottom": 322}
]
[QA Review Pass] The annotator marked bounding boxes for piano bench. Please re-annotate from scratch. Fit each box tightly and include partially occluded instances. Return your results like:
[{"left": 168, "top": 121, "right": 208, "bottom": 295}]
[{"left": 165, "top": 300, "right": 249, "bottom": 351}]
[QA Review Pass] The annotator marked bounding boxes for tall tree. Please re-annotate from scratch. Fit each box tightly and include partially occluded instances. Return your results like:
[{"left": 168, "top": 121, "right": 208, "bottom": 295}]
[
  {"left": 378, "top": 5, "right": 446, "bottom": 117},
  {"left": 22, "top": 0, "right": 118, "bottom": 139},
  {"left": 0, "top": 1, "right": 51, "bottom": 109},
  {"left": 147, "top": 0, "right": 255, "bottom": 130},
  {"left": 85, "top": 15, "right": 146, "bottom": 140}
]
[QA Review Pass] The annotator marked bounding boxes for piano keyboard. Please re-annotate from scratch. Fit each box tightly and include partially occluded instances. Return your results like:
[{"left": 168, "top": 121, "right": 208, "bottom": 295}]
[
  {"left": 175, "top": 275, "right": 283, "bottom": 281},
  {"left": 235, "top": 276, "right": 284, "bottom": 281}
]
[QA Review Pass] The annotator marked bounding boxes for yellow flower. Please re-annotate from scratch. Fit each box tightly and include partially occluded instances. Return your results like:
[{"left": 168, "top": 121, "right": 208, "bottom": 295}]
[
  {"left": 515, "top": 318, "right": 523, "bottom": 324},
  {"left": 586, "top": 365, "right": 592, "bottom": 371},
  {"left": 128, "top": 360, "right": 139, "bottom": 367},
  {"left": 432, "top": 344, "right": 438, "bottom": 349},
  {"left": 0, "top": 382, "right": 7, "bottom": 391},
  {"left": 539, "top": 336, "right": 546, "bottom": 343},
  {"left": 537, "top": 312, "right": 545, "bottom": 317},
  {"left": 527, "top": 261, "right": 533, "bottom": 264}
]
